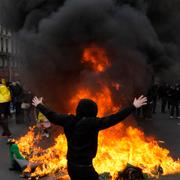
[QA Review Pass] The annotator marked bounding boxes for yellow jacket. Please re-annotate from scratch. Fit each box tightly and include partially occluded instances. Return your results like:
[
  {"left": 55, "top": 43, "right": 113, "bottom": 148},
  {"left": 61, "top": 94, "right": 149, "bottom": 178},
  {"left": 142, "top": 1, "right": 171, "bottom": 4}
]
[
  {"left": 0, "top": 85, "right": 11, "bottom": 103},
  {"left": 37, "top": 112, "right": 48, "bottom": 122}
]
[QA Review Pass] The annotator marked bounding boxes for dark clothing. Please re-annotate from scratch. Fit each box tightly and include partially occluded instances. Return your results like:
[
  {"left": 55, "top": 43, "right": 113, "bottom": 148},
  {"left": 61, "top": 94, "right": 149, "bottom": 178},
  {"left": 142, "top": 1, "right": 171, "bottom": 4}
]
[
  {"left": 171, "top": 101, "right": 179, "bottom": 117},
  {"left": 76, "top": 99, "right": 98, "bottom": 119},
  {"left": 158, "top": 85, "right": 169, "bottom": 99},
  {"left": 37, "top": 104, "right": 135, "bottom": 178},
  {"left": 9, "top": 83, "right": 23, "bottom": 104},
  {"left": 15, "top": 102, "right": 23, "bottom": 124},
  {"left": 22, "top": 91, "right": 34, "bottom": 125},
  {"left": 161, "top": 97, "right": 168, "bottom": 113},
  {"left": 151, "top": 85, "right": 159, "bottom": 113},
  {"left": 159, "top": 85, "right": 169, "bottom": 113},
  {"left": 68, "top": 161, "right": 98, "bottom": 180},
  {"left": 0, "top": 102, "right": 11, "bottom": 136},
  {"left": 169, "top": 88, "right": 180, "bottom": 117},
  {"left": 0, "top": 102, "right": 10, "bottom": 115},
  {"left": 10, "top": 83, "right": 24, "bottom": 123},
  {"left": 13, "top": 84, "right": 23, "bottom": 100},
  {"left": 152, "top": 99, "right": 157, "bottom": 113}
]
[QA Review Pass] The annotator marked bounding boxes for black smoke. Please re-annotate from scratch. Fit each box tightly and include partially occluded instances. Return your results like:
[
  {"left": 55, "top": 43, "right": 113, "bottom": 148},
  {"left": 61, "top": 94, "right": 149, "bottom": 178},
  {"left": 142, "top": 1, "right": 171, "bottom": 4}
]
[
  {"left": 0, "top": 0, "right": 178, "bottom": 113},
  {"left": 147, "top": 0, "right": 180, "bottom": 82}
]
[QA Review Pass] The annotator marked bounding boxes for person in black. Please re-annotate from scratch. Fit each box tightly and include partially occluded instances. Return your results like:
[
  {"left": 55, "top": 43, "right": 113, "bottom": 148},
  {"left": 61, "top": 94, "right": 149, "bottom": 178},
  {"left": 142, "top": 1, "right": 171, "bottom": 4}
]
[
  {"left": 32, "top": 95, "right": 147, "bottom": 180},
  {"left": 142, "top": 85, "right": 157, "bottom": 120},
  {"left": 170, "top": 85, "right": 180, "bottom": 119},
  {"left": 21, "top": 90, "right": 34, "bottom": 125},
  {"left": 12, "top": 81, "right": 24, "bottom": 123},
  {"left": 158, "top": 83, "right": 169, "bottom": 113},
  {"left": 151, "top": 84, "right": 159, "bottom": 114}
]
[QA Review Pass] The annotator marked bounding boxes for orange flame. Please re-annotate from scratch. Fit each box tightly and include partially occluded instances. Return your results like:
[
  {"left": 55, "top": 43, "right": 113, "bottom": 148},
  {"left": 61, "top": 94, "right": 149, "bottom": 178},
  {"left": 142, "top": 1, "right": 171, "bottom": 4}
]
[
  {"left": 17, "top": 127, "right": 68, "bottom": 177},
  {"left": 70, "top": 85, "right": 119, "bottom": 117},
  {"left": 112, "top": 82, "right": 121, "bottom": 91},
  {"left": 82, "top": 44, "right": 111, "bottom": 72},
  {"left": 95, "top": 126, "right": 180, "bottom": 177}
]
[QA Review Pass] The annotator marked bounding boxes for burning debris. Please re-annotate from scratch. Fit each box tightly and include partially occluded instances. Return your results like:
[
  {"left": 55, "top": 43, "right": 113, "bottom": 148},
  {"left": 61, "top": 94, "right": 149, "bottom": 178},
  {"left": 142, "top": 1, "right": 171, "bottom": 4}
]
[
  {"left": 117, "top": 164, "right": 145, "bottom": 180},
  {"left": 16, "top": 123, "right": 180, "bottom": 179}
]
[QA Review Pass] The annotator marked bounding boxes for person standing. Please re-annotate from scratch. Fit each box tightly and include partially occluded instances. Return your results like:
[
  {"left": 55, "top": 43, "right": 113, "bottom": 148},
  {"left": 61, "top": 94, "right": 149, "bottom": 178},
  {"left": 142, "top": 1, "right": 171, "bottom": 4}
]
[
  {"left": 21, "top": 90, "right": 34, "bottom": 125},
  {"left": 151, "top": 84, "right": 159, "bottom": 114},
  {"left": 32, "top": 95, "right": 147, "bottom": 180},
  {"left": 170, "top": 85, "right": 180, "bottom": 119},
  {"left": 0, "top": 80, "right": 12, "bottom": 137},
  {"left": 159, "top": 83, "right": 169, "bottom": 113},
  {"left": 13, "top": 81, "right": 24, "bottom": 124}
]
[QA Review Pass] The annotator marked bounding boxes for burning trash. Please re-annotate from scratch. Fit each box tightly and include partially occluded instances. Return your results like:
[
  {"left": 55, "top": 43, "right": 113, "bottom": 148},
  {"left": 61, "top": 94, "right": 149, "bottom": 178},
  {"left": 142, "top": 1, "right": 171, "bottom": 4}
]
[
  {"left": 15, "top": 124, "right": 180, "bottom": 179},
  {"left": 115, "top": 164, "right": 164, "bottom": 180},
  {"left": 117, "top": 164, "right": 146, "bottom": 180}
]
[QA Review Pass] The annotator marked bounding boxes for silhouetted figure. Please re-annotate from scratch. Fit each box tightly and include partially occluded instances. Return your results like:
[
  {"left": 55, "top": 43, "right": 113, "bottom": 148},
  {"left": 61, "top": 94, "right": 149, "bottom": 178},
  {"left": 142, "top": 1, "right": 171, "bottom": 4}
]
[
  {"left": 21, "top": 90, "right": 34, "bottom": 125},
  {"left": 13, "top": 81, "right": 24, "bottom": 124},
  {"left": 151, "top": 84, "right": 159, "bottom": 113},
  {"left": 159, "top": 83, "right": 169, "bottom": 113},
  {"left": 170, "top": 85, "right": 180, "bottom": 119}
]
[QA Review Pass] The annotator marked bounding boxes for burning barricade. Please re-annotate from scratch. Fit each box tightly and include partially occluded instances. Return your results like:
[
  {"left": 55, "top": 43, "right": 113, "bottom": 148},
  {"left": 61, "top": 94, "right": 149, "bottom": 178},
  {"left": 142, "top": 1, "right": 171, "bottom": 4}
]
[{"left": 14, "top": 124, "right": 180, "bottom": 179}]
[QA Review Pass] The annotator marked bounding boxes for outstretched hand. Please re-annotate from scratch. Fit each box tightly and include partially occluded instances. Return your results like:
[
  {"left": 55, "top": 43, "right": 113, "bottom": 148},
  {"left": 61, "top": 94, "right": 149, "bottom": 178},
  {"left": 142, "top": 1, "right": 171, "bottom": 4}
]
[
  {"left": 133, "top": 95, "right": 147, "bottom": 108},
  {"left": 32, "top": 97, "right": 43, "bottom": 107}
]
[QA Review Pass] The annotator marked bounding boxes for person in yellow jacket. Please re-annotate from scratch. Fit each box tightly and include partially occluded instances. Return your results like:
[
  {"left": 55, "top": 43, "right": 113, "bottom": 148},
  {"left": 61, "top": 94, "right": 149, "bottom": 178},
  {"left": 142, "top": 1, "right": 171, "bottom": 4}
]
[
  {"left": 36, "top": 111, "right": 51, "bottom": 138},
  {"left": 0, "top": 80, "right": 12, "bottom": 137}
]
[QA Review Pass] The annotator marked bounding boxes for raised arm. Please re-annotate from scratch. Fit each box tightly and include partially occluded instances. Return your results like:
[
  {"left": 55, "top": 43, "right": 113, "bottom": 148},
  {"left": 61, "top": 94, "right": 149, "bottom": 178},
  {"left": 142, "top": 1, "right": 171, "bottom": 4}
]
[
  {"left": 32, "top": 97, "right": 70, "bottom": 127},
  {"left": 96, "top": 95, "right": 147, "bottom": 130}
]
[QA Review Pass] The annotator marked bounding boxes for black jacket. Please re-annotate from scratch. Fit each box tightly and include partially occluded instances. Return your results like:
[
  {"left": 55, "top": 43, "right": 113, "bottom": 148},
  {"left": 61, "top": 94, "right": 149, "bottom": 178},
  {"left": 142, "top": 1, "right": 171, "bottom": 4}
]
[{"left": 37, "top": 104, "right": 135, "bottom": 165}]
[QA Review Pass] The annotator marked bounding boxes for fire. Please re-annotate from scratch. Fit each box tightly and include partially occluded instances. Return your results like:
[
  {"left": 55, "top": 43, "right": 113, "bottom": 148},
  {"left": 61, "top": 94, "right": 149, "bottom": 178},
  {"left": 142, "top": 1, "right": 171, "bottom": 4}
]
[
  {"left": 16, "top": 126, "right": 43, "bottom": 156},
  {"left": 95, "top": 126, "right": 180, "bottom": 177},
  {"left": 16, "top": 44, "right": 180, "bottom": 179},
  {"left": 70, "top": 85, "right": 119, "bottom": 117},
  {"left": 17, "top": 127, "right": 68, "bottom": 177},
  {"left": 82, "top": 44, "right": 111, "bottom": 72},
  {"left": 112, "top": 82, "right": 121, "bottom": 91}
]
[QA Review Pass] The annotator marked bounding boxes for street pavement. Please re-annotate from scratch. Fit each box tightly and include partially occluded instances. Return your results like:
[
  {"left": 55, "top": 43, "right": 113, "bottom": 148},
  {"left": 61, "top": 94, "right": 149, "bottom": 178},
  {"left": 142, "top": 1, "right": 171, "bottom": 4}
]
[{"left": 0, "top": 105, "right": 180, "bottom": 180}]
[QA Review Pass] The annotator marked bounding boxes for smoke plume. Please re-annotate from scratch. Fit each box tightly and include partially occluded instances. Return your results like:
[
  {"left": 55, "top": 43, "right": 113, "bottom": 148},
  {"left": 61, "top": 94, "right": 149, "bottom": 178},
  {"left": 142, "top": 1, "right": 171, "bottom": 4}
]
[{"left": 0, "top": 0, "right": 179, "bottom": 112}]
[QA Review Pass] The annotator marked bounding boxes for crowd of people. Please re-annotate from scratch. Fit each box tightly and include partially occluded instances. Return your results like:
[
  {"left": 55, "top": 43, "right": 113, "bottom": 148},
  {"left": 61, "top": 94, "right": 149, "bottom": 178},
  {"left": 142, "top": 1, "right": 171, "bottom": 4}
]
[
  {"left": 0, "top": 79, "right": 51, "bottom": 138},
  {"left": 136, "top": 82, "right": 180, "bottom": 120}
]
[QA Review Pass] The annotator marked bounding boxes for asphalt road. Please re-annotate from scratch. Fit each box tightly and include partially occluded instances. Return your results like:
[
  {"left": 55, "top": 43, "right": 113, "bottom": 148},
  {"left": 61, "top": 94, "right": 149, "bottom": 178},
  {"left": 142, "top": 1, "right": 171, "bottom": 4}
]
[{"left": 0, "top": 105, "right": 180, "bottom": 180}]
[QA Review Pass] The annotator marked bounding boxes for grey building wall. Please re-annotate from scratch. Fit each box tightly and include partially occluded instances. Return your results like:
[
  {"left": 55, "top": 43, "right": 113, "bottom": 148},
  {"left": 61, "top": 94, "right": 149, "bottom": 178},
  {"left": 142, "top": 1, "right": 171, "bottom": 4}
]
[{"left": 0, "top": 25, "right": 18, "bottom": 80}]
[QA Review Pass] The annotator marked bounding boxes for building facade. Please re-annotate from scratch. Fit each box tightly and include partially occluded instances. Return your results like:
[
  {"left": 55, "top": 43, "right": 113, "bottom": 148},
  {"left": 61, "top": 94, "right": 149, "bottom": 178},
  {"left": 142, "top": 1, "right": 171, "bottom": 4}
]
[{"left": 0, "top": 25, "right": 18, "bottom": 81}]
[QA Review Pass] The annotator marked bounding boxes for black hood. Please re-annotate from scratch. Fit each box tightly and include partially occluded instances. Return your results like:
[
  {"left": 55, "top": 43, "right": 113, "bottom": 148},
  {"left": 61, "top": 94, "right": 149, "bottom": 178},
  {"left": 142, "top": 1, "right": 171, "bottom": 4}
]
[{"left": 76, "top": 99, "right": 98, "bottom": 119}]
